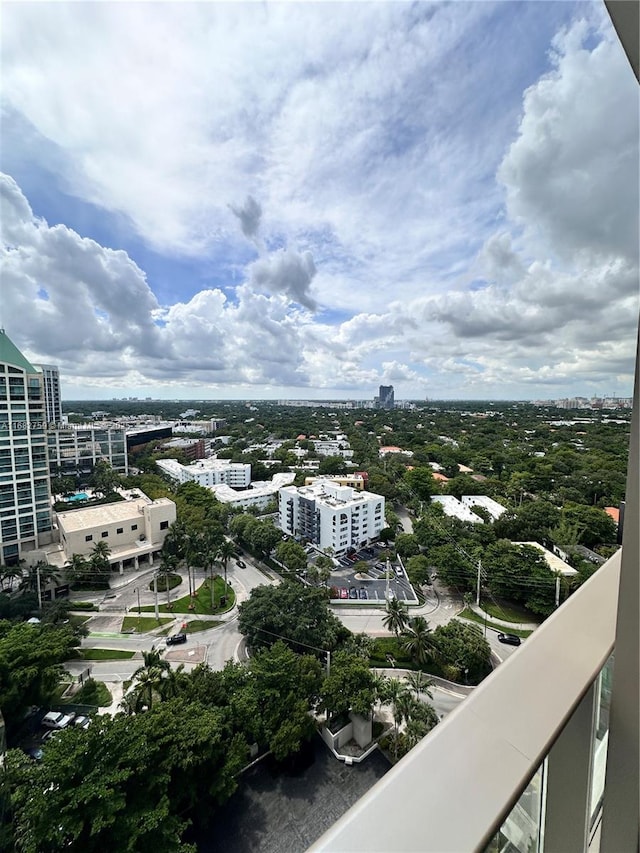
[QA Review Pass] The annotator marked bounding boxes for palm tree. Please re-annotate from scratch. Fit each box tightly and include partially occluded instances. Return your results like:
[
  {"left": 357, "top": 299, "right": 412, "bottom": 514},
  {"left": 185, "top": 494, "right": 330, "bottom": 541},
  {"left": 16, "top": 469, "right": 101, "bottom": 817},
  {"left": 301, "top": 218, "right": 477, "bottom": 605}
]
[
  {"left": 0, "top": 564, "right": 23, "bottom": 591},
  {"left": 65, "top": 553, "right": 90, "bottom": 587},
  {"left": 384, "top": 678, "right": 413, "bottom": 759},
  {"left": 402, "top": 616, "right": 438, "bottom": 668},
  {"left": 157, "top": 553, "right": 179, "bottom": 607},
  {"left": 90, "top": 540, "right": 111, "bottom": 580},
  {"left": 382, "top": 598, "right": 409, "bottom": 637},
  {"left": 406, "top": 670, "right": 435, "bottom": 701},
  {"left": 20, "top": 561, "right": 62, "bottom": 598},
  {"left": 217, "top": 539, "right": 235, "bottom": 596}
]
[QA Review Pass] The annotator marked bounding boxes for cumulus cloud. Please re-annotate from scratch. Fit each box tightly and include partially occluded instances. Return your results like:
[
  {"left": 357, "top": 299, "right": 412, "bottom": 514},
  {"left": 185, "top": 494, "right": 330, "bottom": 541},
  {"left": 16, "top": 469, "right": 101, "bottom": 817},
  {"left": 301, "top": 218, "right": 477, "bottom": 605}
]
[
  {"left": 1, "top": 6, "right": 637, "bottom": 399},
  {"left": 248, "top": 249, "right": 318, "bottom": 311}
]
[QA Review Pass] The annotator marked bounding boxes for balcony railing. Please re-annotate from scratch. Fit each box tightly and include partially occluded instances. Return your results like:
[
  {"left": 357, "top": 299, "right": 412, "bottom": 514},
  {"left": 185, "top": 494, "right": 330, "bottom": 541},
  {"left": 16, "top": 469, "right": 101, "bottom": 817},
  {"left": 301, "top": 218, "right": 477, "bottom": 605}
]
[{"left": 310, "top": 550, "right": 623, "bottom": 853}]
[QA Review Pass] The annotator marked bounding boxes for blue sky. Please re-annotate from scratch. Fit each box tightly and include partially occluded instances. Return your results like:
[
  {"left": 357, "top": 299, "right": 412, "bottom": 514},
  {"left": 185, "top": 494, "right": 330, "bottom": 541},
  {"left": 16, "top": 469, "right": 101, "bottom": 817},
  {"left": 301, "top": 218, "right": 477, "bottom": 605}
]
[{"left": 1, "top": 1, "right": 637, "bottom": 400}]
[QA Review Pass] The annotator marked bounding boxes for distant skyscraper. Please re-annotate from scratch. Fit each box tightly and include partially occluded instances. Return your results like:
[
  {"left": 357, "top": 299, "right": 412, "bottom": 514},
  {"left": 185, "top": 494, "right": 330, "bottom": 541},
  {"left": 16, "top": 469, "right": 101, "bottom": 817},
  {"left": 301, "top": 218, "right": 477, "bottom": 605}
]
[
  {"left": 376, "top": 385, "right": 394, "bottom": 410},
  {"left": 0, "top": 330, "right": 53, "bottom": 566},
  {"left": 37, "top": 364, "right": 62, "bottom": 424}
]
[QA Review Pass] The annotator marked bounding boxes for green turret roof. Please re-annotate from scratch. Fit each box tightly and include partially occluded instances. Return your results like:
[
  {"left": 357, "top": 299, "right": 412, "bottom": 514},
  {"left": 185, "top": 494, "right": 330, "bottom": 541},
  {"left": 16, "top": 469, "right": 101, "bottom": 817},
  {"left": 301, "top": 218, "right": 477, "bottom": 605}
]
[{"left": 0, "top": 330, "right": 38, "bottom": 373}]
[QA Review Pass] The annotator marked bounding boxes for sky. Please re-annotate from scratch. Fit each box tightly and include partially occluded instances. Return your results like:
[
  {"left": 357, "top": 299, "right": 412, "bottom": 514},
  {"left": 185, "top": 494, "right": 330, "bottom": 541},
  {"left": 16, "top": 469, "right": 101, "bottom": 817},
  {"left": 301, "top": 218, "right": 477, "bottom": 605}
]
[{"left": 1, "top": 1, "right": 638, "bottom": 401}]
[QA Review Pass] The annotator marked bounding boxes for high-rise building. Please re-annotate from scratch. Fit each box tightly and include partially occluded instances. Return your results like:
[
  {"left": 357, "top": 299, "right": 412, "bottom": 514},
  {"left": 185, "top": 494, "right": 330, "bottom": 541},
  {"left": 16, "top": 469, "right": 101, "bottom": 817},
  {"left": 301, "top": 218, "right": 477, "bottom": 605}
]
[
  {"left": 0, "top": 330, "right": 54, "bottom": 566},
  {"left": 36, "top": 364, "right": 62, "bottom": 424},
  {"left": 375, "top": 384, "right": 394, "bottom": 409}
]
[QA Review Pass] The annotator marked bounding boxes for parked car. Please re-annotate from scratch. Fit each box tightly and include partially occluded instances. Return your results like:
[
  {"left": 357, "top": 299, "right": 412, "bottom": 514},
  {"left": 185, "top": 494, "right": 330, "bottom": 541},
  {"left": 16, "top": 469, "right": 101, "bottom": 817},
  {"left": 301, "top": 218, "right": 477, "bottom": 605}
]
[
  {"left": 395, "top": 566, "right": 403, "bottom": 577},
  {"left": 358, "top": 588, "right": 368, "bottom": 600},
  {"left": 236, "top": 559, "right": 246, "bottom": 568},
  {"left": 166, "top": 633, "right": 187, "bottom": 646},
  {"left": 497, "top": 633, "right": 522, "bottom": 646},
  {"left": 348, "top": 587, "right": 357, "bottom": 599},
  {"left": 73, "top": 715, "right": 91, "bottom": 729},
  {"left": 42, "top": 711, "right": 75, "bottom": 730},
  {"left": 24, "top": 746, "right": 43, "bottom": 761},
  {"left": 339, "top": 588, "right": 349, "bottom": 599}
]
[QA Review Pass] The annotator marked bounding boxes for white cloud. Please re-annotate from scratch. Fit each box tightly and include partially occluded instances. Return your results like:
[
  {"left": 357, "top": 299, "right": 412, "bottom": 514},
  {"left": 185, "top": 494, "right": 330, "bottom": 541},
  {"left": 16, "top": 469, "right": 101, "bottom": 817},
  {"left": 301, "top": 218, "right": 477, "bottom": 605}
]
[{"left": 1, "top": 6, "right": 637, "bottom": 399}]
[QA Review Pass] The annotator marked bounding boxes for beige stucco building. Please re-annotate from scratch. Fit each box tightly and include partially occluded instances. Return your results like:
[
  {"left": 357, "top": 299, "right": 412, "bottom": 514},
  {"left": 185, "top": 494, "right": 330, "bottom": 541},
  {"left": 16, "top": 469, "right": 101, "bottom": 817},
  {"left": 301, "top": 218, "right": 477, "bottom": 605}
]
[{"left": 53, "top": 491, "right": 176, "bottom": 573}]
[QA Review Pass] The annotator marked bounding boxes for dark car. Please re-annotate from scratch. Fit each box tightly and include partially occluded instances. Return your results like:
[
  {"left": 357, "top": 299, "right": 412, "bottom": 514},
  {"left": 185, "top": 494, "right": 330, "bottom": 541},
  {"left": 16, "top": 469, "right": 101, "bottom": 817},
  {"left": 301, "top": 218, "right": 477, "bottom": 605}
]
[
  {"left": 166, "top": 633, "right": 187, "bottom": 646},
  {"left": 497, "top": 633, "right": 521, "bottom": 646},
  {"left": 237, "top": 559, "right": 246, "bottom": 568}
]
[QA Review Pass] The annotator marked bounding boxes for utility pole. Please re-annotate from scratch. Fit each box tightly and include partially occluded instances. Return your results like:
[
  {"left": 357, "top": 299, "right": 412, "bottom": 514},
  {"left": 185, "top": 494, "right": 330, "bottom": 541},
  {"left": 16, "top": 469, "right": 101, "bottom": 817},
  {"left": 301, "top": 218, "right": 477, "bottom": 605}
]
[
  {"left": 153, "top": 574, "right": 159, "bottom": 620},
  {"left": 555, "top": 574, "right": 561, "bottom": 608},
  {"left": 36, "top": 563, "right": 42, "bottom": 610},
  {"left": 476, "top": 560, "right": 482, "bottom": 607},
  {"left": 385, "top": 556, "right": 391, "bottom": 602},
  {"left": 326, "top": 650, "right": 331, "bottom": 676},
  {"left": 136, "top": 587, "right": 141, "bottom": 616}
]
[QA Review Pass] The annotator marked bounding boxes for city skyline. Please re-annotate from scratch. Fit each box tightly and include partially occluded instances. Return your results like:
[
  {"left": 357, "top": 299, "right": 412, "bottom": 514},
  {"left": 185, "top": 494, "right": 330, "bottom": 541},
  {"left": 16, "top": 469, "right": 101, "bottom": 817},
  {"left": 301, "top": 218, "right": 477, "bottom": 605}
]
[{"left": 2, "top": 2, "right": 638, "bottom": 401}]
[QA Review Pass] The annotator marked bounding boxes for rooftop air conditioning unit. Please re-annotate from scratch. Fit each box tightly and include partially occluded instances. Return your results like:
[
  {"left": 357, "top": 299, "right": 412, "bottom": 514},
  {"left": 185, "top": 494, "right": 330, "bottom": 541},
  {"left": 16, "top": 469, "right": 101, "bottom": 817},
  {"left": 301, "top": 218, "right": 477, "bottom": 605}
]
[{"left": 139, "top": 535, "right": 146, "bottom": 541}]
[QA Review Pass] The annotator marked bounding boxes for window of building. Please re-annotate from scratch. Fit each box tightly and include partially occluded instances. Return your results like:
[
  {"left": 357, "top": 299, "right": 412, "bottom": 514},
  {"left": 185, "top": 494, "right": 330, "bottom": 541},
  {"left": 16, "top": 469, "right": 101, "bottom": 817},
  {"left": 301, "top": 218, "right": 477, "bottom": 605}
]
[
  {"left": 131, "top": 524, "right": 138, "bottom": 531},
  {"left": 101, "top": 530, "right": 109, "bottom": 538},
  {"left": 160, "top": 520, "right": 169, "bottom": 530},
  {"left": 85, "top": 534, "right": 93, "bottom": 542},
  {"left": 116, "top": 527, "right": 123, "bottom": 534}
]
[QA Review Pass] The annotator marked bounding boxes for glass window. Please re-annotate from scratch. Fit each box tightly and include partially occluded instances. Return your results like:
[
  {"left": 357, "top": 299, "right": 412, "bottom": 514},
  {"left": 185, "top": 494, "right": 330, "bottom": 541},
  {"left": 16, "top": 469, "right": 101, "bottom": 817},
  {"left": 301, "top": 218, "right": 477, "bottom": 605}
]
[
  {"left": 590, "top": 655, "right": 614, "bottom": 829},
  {"left": 85, "top": 534, "right": 93, "bottom": 542},
  {"left": 484, "top": 762, "right": 546, "bottom": 853},
  {"left": 116, "top": 527, "right": 123, "bottom": 534},
  {"left": 101, "top": 531, "right": 109, "bottom": 538}
]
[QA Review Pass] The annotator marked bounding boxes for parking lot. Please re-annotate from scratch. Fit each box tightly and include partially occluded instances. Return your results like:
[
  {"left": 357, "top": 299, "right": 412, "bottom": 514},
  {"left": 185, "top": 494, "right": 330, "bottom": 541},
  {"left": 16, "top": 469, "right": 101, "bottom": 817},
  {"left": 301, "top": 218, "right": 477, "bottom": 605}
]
[{"left": 308, "top": 544, "right": 418, "bottom": 605}]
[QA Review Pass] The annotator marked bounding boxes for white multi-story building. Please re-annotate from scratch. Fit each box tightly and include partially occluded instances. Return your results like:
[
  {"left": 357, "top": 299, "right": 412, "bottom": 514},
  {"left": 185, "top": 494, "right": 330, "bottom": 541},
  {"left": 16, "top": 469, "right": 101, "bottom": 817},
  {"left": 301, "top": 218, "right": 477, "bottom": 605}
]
[
  {"left": 312, "top": 439, "right": 354, "bottom": 459},
  {"left": 210, "top": 472, "right": 295, "bottom": 510},
  {"left": 0, "top": 331, "right": 54, "bottom": 566},
  {"left": 279, "top": 481, "right": 384, "bottom": 555},
  {"left": 156, "top": 457, "right": 251, "bottom": 488}
]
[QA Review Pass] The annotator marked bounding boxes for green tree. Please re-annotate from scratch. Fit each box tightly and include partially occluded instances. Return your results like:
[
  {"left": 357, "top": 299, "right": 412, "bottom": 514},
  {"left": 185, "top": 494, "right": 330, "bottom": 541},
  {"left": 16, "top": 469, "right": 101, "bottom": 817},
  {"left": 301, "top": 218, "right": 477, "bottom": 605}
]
[
  {"left": 395, "top": 533, "right": 420, "bottom": 559},
  {"left": 238, "top": 581, "right": 344, "bottom": 654},
  {"left": 432, "top": 620, "right": 492, "bottom": 683},
  {"left": 406, "top": 670, "right": 434, "bottom": 701},
  {"left": 0, "top": 621, "right": 79, "bottom": 734},
  {"left": 562, "top": 504, "right": 617, "bottom": 548},
  {"left": 401, "top": 616, "right": 437, "bottom": 667},
  {"left": 405, "top": 554, "right": 431, "bottom": 586},
  {"left": 320, "top": 651, "right": 376, "bottom": 720},
  {"left": 404, "top": 466, "right": 437, "bottom": 500},
  {"left": 382, "top": 598, "right": 409, "bottom": 637},
  {"left": 275, "top": 540, "right": 308, "bottom": 573},
  {"left": 90, "top": 460, "right": 121, "bottom": 497}
]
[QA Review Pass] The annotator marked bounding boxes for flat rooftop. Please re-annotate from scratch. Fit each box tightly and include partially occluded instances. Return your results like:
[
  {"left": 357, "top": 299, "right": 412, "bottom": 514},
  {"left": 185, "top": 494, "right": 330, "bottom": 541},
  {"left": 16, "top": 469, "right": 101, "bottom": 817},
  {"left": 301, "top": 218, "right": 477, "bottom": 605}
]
[
  {"left": 56, "top": 496, "right": 174, "bottom": 532},
  {"left": 514, "top": 542, "right": 578, "bottom": 576},
  {"left": 193, "top": 736, "right": 389, "bottom": 853}
]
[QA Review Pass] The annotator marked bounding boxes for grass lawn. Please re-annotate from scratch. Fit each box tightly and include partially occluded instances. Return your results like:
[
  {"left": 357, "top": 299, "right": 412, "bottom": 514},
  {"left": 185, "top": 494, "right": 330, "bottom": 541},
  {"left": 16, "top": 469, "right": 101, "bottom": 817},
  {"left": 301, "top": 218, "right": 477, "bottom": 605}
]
[
  {"left": 121, "top": 615, "right": 174, "bottom": 633},
  {"left": 149, "top": 572, "right": 182, "bottom": 592},
  {"left": 69, "top": 615, "right": 92, "bottom": 628},
  {"left": 183, "top": 619, "right": 222, "bottom": 634},
  {"left": 80, "top": 648, "right": 137, "bottom": 660},
  {"left": 459, "top": 607, "right": 533, "bottom": 638},
  {"left": 71, "top": 678, "right": 112, "bottom": 707},
  {"left": 136, "top": 577, "right": 235, "bottom": 616},
  {"left": 481, "top": 600, "right": 540, "bottom": 625}
]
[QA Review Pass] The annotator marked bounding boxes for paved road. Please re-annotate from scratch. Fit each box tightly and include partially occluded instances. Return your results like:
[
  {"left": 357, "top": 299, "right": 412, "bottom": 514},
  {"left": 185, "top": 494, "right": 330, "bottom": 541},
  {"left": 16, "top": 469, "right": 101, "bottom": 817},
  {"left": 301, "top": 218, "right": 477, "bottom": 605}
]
[{"left": 70, "top": 537, "right": 519, "bottom": 710}]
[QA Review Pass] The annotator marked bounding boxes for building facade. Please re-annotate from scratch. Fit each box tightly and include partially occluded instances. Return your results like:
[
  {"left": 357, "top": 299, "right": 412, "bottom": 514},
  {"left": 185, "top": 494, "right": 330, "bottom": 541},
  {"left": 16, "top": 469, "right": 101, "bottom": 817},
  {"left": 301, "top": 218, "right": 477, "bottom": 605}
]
[
  {"left": 156, "top": 457, "right": 251, "bottom": 488},
  {"left": 278, "top": 480, "right": 385, "bottom": 554},
  {"left": 0, "top": 331, "right": 54, "bottom": 566},
  {"left": 36, "top": 364, "right": 62, "bottom": 424},
  {"left": 54, "top": 491, "right": 176, "bottom": 573},
  {"left": 47, "top": 425, "right": 128, "bottom": 481},
  {"left": 375, "top": 385, "right": 395, "bottom": 410}
]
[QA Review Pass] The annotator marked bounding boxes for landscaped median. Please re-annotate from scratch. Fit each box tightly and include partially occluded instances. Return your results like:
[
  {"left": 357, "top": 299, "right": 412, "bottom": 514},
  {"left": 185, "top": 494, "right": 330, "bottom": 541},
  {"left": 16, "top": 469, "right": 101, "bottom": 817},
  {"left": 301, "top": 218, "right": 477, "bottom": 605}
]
[
  {"left": 458, "top": 607, "right": 533, "bottom": 638},
  {"left": 134, "top": 577, "right": 235, "bottom": 616},
  {"left": 121, "top": 616, "right": 174, "bottom": 633},
  {"left": 78, "top": 648, "right": 137, "bottom": 661}
]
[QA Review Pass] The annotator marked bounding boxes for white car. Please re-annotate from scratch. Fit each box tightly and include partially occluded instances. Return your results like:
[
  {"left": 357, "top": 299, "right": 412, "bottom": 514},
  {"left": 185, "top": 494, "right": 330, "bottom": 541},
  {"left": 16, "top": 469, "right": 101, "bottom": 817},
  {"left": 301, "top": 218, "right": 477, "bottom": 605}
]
[
  {"left": 73, "top": 715, "right": 91, "bottom": 729},
  {"left": 42, "top": 711, "right": 75, "bottom": 730}
]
